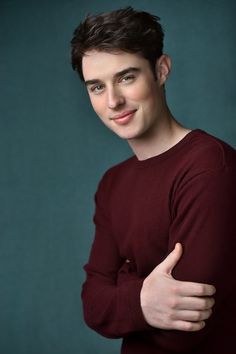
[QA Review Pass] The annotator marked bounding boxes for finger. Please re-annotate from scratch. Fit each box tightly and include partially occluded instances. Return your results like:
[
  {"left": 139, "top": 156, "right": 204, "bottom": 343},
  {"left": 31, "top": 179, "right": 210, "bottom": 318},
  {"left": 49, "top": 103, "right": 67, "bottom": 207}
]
[
  {"left": 157, "top": 243, "right": 183, "bottom": 274},
  {"left": 172, "top": 309, "right": 212, "bottom": 322},
  {"left": 177, "top": 296, "right": 215, "bottom": 311},
  {"left": 176, "top": 281, "right": 216, "bottom": 297},
  {"left": 172, "top": 320, "right": 206, "bottom": 332}
]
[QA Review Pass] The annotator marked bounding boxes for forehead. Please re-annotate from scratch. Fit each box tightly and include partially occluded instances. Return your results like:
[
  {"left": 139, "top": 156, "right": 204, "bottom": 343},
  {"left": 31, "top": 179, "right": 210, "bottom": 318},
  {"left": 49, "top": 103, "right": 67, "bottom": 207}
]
[{"left": 82, "top": 50, "right": 148, "bottom": 81}]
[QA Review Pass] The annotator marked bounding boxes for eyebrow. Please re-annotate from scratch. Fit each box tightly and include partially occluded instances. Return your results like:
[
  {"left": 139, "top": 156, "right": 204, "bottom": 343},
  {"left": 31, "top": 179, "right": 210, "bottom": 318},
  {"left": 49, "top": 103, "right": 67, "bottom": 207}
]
[{"left": 84, "top": 67, "right": 141, "bottom": 86}]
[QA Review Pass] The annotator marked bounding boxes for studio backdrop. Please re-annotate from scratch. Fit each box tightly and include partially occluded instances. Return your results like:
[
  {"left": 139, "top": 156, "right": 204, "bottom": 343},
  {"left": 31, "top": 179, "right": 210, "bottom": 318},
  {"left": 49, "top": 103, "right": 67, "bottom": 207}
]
[{"left": 1, "top": 0, "right": 235, "bottom": 353}]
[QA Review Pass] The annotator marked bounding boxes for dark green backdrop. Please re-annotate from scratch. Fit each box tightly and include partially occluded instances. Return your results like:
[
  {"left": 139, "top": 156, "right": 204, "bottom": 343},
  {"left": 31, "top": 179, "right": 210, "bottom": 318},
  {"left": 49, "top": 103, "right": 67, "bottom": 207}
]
[{"left": 1, "top": 0, "right": 235, "bottom": 353}]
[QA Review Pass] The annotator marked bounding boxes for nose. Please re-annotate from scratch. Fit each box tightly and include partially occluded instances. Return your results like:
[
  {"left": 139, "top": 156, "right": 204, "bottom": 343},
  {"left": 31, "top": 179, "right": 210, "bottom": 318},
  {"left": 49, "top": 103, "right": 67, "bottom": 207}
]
[{"left": 107, "top": 86, "right": 125, "bottom": 109}]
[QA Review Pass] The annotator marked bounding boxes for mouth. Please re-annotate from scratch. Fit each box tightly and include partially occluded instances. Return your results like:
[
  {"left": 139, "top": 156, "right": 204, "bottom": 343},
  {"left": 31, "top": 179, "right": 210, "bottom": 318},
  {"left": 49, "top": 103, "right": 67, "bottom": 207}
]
[{"left": 110, "top": 109, "right": 137, "bottom": 125}]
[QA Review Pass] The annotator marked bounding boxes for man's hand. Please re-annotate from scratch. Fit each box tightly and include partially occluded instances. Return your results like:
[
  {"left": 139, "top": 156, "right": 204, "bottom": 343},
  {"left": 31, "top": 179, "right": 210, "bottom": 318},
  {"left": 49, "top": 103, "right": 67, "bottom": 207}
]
[{"left": 140, "top": 243, "right": 216, "bottom": 331}]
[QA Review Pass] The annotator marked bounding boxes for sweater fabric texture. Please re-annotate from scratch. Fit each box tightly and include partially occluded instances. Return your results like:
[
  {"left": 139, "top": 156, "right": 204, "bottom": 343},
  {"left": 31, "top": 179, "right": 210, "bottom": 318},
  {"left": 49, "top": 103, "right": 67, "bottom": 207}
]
[{"left": 82, "top": 129, "right": 236, "bottom": 354}]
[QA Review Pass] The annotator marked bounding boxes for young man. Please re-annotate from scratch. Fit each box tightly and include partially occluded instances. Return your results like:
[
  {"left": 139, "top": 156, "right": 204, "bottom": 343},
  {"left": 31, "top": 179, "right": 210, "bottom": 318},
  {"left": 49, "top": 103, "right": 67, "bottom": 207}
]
[{"left": 71, "top": 7, "right": 236, "bottom": 354}]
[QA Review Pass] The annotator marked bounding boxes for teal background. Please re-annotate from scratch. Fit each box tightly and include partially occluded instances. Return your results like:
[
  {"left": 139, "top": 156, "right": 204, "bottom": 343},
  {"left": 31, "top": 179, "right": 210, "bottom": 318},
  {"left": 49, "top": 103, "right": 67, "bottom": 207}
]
[{"left": 1, "top": 0, "right": 235, "bottom": 353}]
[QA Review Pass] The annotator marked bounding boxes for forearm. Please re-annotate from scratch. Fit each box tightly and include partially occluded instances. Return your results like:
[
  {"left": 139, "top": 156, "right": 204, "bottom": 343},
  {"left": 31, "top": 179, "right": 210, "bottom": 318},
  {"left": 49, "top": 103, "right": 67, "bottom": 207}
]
[
  {"left": 146, "top": 167, "right": 236, "bottom": 352},
  {"left": 82, "top": 266, "right": 152, "bottom": 338}
]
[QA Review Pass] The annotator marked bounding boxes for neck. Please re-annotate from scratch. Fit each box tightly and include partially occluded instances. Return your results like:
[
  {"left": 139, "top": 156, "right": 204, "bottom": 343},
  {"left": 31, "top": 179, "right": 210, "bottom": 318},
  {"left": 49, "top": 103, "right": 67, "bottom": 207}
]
[{"left": 128, "top": 110, "right": 191, "bottom": 161}]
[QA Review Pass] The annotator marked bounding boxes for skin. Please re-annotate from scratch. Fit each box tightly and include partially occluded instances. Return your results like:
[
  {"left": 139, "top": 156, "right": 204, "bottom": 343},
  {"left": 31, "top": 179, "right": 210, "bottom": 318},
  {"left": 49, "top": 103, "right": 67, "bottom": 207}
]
[
  {"left": 82, "top": 50, "right": 216, "bottom": 331},
  {"left": 141, "top": 243, "right": 215, "bottom": 331},
  {"left": 82, "top": 50, "right": 191, "bottom": 159}
]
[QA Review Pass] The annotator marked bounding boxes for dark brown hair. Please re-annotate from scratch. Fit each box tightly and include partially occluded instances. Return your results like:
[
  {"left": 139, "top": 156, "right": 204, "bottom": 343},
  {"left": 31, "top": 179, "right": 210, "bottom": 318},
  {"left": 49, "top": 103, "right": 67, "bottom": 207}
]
[{"left": 71, "top": 7, "right": 164, "bottom": 81}]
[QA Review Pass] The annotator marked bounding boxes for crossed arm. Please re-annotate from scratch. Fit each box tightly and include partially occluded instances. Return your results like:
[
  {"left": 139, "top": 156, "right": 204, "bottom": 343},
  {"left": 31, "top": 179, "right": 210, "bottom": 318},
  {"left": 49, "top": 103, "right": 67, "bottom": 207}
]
[
  {"left": 82, "top": 164, "right": 235, "bottom": 352},
  {"left": 140, "top": 243, "right": 215, "bottom": 331},
  {"left": 82, "top": 241, "right": 215, "bottom": 338}
]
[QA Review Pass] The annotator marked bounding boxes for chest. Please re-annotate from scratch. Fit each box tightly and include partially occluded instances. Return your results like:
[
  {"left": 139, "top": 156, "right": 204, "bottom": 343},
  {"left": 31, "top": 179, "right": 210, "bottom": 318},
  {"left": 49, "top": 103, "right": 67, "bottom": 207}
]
[{"left": 109, "top": 169, "right": 174, "bottom": 274}]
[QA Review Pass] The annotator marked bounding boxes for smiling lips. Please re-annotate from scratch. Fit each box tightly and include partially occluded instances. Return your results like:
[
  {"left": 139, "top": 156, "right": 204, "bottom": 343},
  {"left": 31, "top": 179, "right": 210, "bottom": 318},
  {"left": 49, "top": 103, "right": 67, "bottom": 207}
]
[{"left": 111, "top": 109, "right": 137, "bottom": 125}]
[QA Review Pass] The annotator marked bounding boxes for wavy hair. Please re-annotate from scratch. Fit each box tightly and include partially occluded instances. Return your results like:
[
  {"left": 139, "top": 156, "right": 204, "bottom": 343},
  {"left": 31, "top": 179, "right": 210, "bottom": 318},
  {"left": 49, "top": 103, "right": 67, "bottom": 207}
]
[{"left": 71, "top": 7, "right": 164, "bottom": 80}]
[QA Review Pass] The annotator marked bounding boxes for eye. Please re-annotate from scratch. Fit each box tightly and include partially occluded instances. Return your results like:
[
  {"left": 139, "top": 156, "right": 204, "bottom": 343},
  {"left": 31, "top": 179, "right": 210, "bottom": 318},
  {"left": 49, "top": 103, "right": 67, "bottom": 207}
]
[
  {"left": 90, "top": 84, "right": 105, "bottom": 95},
  {"left": 120, "top": 75, "right": 135, "bottom": 84}
]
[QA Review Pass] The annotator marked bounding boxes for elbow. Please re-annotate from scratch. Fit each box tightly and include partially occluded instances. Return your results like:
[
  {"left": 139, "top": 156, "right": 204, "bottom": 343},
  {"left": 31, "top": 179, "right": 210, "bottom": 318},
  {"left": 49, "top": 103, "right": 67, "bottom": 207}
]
[{"left": 83, "top": 310, "right": 122, "bottom": 339}]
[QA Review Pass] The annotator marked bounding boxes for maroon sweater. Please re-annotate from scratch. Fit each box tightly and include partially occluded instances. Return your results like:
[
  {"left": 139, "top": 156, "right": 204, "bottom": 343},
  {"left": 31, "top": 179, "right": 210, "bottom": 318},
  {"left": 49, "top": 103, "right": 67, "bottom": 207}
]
[{"left": 82, "top": 130, "right": 236, "bottom": 354}]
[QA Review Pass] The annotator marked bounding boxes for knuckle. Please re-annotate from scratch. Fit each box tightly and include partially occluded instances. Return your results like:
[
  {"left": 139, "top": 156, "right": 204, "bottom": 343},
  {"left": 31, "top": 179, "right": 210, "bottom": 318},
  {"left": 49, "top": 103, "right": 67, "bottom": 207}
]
[
  {"left": 194, "top": 311, "right": 202, "bottom": 321},
  {"left": 183, "top": 321, "right": 194, "bottom": 331},
  {"left": 167, "top": 310, "right": 175, "bottom": 321},
  {"left": 169, "top": 298, "right": 178, "bottom": 309},
  {"left": 206, "top": 309, "right": 212, "bottom": 319},
  {"left": 172, "top": 284, "right": 179, "bottom": 295},
  {"left": 197, "top": 286, "right": 205, "bottom": 296},
  {"left": 197, "top": 310, "right": 211, "bottom": 321},
  {"left": 201, "top": 298, "right": 212, "bottom": 310},
  {"left": 183, "top": 321, "right": 205, "bottom": 332},
  {"left": 199, "top": 299, "right": 206, "bottom": 309},
  {"left": 199, "top": 285, "right": 208, "bottom": 296}
]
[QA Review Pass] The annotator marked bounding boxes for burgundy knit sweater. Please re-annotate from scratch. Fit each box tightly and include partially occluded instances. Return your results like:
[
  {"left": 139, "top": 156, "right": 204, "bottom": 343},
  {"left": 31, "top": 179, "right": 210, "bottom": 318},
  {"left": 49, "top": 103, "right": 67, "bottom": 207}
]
[{"left": 82, "top": 130, "right": 236, "bottom": 354}]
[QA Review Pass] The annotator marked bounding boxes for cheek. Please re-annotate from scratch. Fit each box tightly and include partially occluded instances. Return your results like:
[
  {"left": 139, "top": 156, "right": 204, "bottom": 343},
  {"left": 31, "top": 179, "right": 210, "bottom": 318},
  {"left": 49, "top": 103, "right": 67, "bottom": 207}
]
[
  {"left": 89, "top": 97, "right": 110, "bottom": 125},
  {"left": 89, "top": 96, "right": 104, "bottom": 115},
  {"left": 126, "top": 82, "right": 156, "bottom": 103}
]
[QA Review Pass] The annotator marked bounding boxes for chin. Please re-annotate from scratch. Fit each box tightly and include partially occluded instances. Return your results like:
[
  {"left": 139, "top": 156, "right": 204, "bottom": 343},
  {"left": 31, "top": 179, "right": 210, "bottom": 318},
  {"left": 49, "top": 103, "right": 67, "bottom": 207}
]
[
  {"left": 107, "top": 122, "right": 145, "bottom": 140},
  {"left": 113, "top": 130, "right": 141, "bottom": 140}
]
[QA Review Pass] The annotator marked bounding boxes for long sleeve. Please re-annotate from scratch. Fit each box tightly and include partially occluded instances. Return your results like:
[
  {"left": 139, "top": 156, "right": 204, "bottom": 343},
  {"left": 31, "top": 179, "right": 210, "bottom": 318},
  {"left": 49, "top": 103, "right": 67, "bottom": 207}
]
[
  {"left": 142, "top": 164, "right": 236, "bottom": 352},
  {"left": 81, "top": 173, "right": 152, "bottom": 338},
  {"left": 81, "top": 130, "right": 236, "bottom": 354}
]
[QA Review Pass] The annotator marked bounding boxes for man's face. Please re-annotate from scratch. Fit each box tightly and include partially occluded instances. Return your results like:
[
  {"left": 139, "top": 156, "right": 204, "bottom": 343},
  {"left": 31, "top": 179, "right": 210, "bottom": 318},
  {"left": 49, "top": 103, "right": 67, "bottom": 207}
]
[{"left": 82, "top": 50, "right": 167, "bottom": 140}]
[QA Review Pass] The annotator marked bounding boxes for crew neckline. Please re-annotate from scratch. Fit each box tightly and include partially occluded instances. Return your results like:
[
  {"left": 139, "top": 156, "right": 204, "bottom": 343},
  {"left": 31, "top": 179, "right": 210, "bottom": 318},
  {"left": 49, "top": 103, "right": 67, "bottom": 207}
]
[{"left": 133, "top": 129, "right": 204, "bottom": 168}]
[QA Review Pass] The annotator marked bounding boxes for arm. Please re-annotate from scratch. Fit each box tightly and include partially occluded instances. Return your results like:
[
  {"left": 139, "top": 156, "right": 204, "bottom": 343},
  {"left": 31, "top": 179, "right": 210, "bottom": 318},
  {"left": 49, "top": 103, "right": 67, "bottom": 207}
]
[
  {"left": 81, "top": 171, "right": 216, "bottom": 339},
  {"left": 82, "top": 177, "right": 149, "bottom": 338},
  {"left": 141, "top": 243, "right": 215, "bottom": 331},
  {"left": 140, "top": 165, "right": 236, "bottom": 352}
]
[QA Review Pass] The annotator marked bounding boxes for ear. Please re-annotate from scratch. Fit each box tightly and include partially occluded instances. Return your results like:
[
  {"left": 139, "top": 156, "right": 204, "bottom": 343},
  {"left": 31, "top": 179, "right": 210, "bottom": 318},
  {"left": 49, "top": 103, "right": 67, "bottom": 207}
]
[{"left": 155, "top": 54, "right": 171, "bottom": 85}]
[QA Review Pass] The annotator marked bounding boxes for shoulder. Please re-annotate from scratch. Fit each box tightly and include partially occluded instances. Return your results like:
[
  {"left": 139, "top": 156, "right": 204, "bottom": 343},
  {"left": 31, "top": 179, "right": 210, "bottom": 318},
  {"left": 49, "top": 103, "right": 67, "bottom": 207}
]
[
  {"left": 181, "top": 129, "right": 236, "bottom": 173},
  {"left": 96, "top": 155, "right": 136, "bottom": 195},
  {"left": 171, "top": 131, "right": 236, "bottom": 212}
]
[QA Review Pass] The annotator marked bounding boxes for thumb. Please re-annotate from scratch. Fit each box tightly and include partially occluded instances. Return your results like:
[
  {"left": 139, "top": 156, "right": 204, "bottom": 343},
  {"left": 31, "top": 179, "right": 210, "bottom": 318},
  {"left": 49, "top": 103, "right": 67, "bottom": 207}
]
[{"left": 157, "top": 243, "right": 183, "bottom": 275}]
